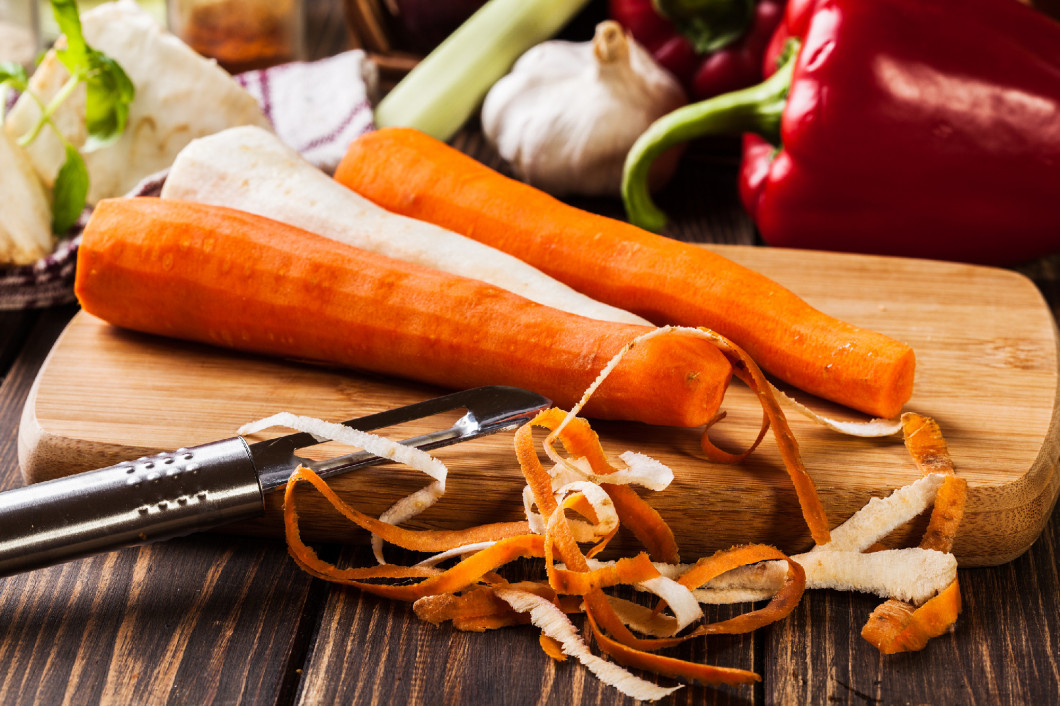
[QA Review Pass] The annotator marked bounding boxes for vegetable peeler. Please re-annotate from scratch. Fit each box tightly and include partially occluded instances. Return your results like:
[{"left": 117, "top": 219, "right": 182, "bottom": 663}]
[{"left": 0, "top": 386, "right": 550, "bottom": 577}]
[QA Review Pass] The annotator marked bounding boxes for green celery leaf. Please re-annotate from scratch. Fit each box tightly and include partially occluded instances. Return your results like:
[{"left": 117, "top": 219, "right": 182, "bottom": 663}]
[{"left": 51, "top": 143, "right": 88, "bottom": 234}]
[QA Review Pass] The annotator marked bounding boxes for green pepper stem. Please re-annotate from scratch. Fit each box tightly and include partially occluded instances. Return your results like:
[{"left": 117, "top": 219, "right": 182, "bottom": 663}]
[{"left": 621, "top": 41, "right": 798, "bottom": 232}]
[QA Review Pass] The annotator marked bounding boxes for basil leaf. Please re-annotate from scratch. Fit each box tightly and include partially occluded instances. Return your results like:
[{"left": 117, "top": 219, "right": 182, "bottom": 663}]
[{"left": 51, "top": 143, "right": 88, "bottom": 234}]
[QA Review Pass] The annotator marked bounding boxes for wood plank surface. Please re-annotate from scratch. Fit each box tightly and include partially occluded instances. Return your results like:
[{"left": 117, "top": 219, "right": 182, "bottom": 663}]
[
  {"left": 0, "top": 307, "right": 320, "bottom": 705},
  {"left": 295, "top": 548, "right": 758, "bottom": 706},
  {"left": 18, "top": 245, "right": 1060, "bottom": 566}
]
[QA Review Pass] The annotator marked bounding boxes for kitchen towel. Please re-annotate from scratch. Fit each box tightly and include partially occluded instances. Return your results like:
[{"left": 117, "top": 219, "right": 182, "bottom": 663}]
[{"left": 0, "top": 49, "right": 377, "bottom": 311}]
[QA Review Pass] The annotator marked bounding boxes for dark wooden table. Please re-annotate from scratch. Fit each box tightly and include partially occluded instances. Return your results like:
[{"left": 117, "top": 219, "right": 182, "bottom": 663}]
[{"left": 2, "top": 2, "right": 1060, "bottom": 703}]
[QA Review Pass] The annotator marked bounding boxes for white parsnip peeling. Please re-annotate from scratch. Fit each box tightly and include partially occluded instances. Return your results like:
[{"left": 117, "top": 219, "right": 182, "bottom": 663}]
[
  {"left": 812, "top": 474, "right": 947, "bottom": 553},
  {"left": 494, "top": 588, "right": 681, "bottom": 702},
  {"left": 796, "top": 548, "right": 957, "bottom": 605}
]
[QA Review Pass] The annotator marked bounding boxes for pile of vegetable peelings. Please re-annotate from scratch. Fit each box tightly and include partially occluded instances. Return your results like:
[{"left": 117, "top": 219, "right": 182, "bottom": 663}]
[{"left": 75, "top": 124, "right": 958, "bottom": 699}]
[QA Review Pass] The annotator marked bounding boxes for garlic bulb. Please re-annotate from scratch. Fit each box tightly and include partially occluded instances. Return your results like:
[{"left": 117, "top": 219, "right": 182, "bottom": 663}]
[{"left": 481, "top": 20, "right": 687, "bottom": 198}]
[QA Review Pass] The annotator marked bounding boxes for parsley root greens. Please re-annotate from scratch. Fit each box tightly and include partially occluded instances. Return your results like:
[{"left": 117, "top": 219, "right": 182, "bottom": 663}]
[{"left": 0, "top": 0, "right": 133, "bottom": 233}]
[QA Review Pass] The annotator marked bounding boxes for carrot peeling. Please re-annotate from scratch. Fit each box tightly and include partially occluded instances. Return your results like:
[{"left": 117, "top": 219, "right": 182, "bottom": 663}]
[{"left": 861, "top": 579, "right": 962, "bottom": 654}]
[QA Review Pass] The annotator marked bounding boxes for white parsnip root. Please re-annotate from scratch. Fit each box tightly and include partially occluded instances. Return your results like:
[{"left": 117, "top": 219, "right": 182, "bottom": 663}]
[{"left": 161, "top": 125, "right": 649, "bottom": 326}]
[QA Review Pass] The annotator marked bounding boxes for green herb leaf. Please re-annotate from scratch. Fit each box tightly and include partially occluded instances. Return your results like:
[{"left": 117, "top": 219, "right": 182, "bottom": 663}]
[
  {"left": 82, "top": 52, "right": 135, "bottom": 149},
  {"left": 51, "top": 0, "right": 89, "bottom": 65},
  {"left": 0, "top": 61, "right": 29, "bottom": 90},
  {"left": 51, "top": 143, "right": 88, "bottom": 234},
  {"left": 51, "top": 0, "right": 136, "bottom": 150}
]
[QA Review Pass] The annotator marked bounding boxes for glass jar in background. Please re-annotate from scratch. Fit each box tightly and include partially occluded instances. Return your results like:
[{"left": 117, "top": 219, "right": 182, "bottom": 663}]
[
  {"left": 0, "top": 0, "right": 40, "bottom": 68},
  {"left": 167, "top": 0, "right": 305, "bottom": 73}
]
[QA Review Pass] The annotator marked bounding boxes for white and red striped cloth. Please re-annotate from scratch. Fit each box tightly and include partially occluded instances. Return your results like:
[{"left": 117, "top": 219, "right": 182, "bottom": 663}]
[{"left": 0, "top": 49, "right": 376, "bottom": 310}]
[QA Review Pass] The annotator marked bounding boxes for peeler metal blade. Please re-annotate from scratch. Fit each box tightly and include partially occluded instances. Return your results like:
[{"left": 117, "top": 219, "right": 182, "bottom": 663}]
[
  {"left": 252, "top": 385, "right": 551, "bottom": 491},
  {"left": 0, "top": 386, "right": 550, "bottom": 577}
]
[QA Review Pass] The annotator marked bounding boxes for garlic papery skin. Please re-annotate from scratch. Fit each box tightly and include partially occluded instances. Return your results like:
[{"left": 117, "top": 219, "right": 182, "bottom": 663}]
[{"left": 481, "top": 20, "right": 687, "bottom": 198}]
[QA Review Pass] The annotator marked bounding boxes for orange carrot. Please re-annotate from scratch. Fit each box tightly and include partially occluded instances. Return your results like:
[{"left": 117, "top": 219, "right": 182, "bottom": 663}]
[
  {"left": 74, "top": 198, "right": 733, "bottom": 428},
  {"left": 335, "top": 127, "right": 916, "bottom": 419}
]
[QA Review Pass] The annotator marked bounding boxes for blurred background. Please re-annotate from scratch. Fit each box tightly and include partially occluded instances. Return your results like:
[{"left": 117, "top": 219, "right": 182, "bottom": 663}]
[{"left": 5, "top": 0, "right": 1059, "bottom": 77}]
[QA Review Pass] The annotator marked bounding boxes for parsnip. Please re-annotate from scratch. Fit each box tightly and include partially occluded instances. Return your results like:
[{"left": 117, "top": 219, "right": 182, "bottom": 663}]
[{"left": 160, "top": 125, "right": 648, "bottom": 325}]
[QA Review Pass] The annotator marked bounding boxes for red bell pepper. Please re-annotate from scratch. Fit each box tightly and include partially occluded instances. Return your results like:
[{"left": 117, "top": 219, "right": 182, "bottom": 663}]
[
  {"left": 609, "top": 0, "right": 785, "bottom": 100},
  {"left": 622, "top": 0, "right": 1060, "bottom": 265}
]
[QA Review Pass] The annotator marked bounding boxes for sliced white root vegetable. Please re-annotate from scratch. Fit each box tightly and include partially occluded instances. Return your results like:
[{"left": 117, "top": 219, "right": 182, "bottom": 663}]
[
  {"left": 5, "top": 0, "right": 270, "bottom": 203},
  {"left": 771, "top": 381, "right": 904, "bottom": 437},
  {"left": 238, "top": 412, "right": 447, "bottom": 486},
  {"left": 549, "top": 454, "right": 675, "bottom": 493},
  {"left": 0, "top": 129, "right": 53, "bottom": 265},
  {"left": 606, "top": 595, "right": 686, "bottom": 638},
  {"left": 160, "top": 125, "right": 649, "bottom": 326},
  {"left": 613, "top": 452, "right": 675, "bottom": 491},
  {"left": 691, "top": 587, "right": 776, "bottom": 605},
  {"left": 521, "top": 453, "right": 673, "bottom": 539},
  {"left": 494, "top": 588, "right": 681, "bottom": 702},
  {"left": 373, "top": 481, "right": 445, "bottom": 564},
  {"left": 548, "top": 481, "right": 619, "bottom": 543},
  {"left": 607, "top": 576, "right": 703, "bottom": 637}
]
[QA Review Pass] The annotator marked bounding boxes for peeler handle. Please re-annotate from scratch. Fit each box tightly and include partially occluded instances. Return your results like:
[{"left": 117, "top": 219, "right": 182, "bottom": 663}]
[{"left": 0, "top": 437, "right": 265, "bottom": 577}]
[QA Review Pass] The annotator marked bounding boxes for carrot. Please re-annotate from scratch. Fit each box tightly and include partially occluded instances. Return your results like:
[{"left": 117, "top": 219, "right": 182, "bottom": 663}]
[
  {"left": 334, "top": 127, "right": 916, "bottom": 419},
  {"left": 160, "top": 126, "right": 649, "bottom": 327},
  {"left": 74, "top": 197, "right": 733, "bottom": 428}
]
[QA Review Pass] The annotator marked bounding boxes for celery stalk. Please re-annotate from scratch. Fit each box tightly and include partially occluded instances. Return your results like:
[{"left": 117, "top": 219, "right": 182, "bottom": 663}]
[{"left": 373, "top": 0, "right": 592, "bottom": 142}]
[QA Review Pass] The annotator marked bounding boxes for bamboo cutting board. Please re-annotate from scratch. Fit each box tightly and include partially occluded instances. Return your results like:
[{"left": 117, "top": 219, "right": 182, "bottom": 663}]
[{"left": 17, "top": 245, "right": 1060, "bottom": 567}]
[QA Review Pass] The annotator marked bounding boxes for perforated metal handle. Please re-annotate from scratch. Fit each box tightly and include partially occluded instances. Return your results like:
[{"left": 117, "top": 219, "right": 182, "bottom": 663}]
[{"left": 0, "top": 437, "right": 264, "bottom": 577}]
